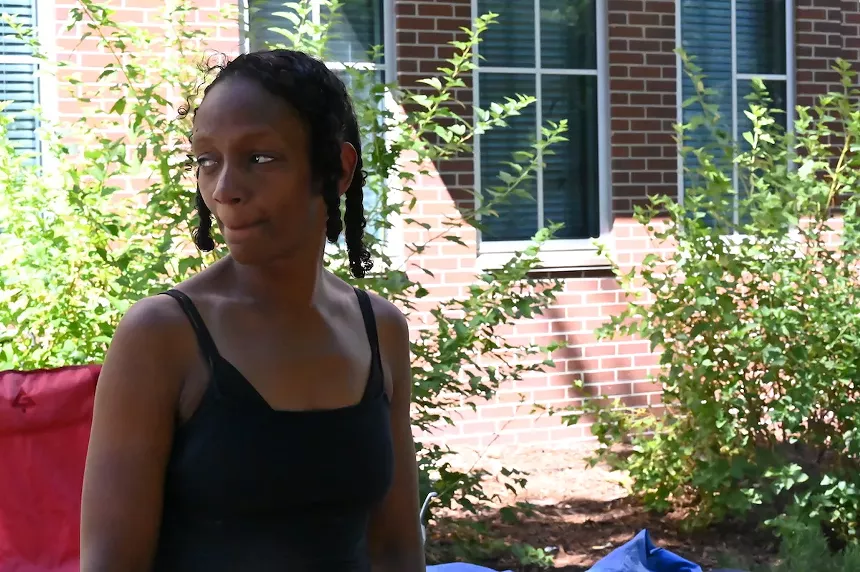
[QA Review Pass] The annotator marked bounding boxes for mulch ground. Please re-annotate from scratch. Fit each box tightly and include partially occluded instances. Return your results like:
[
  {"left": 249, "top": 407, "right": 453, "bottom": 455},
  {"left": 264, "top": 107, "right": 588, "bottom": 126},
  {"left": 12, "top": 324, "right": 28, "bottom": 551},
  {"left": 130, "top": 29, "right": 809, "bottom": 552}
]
[{"left": 424, "top": 443, "right": 779, "bottom": 571}]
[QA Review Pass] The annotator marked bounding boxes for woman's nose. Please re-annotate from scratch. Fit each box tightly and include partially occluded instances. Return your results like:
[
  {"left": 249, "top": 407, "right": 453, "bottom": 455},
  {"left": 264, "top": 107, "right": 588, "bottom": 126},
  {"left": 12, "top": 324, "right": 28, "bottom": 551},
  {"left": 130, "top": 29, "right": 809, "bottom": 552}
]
[{"left": 212, "top": 163, "right": 244, "bottom": 205}]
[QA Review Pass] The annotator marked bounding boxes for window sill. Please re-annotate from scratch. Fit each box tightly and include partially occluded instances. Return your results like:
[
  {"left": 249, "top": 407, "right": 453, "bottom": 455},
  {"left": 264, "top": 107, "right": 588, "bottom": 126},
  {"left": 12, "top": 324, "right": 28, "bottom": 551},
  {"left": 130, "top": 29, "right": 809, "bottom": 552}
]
[{"left": 476, "top": 239, "right": 611, "bottom": 272}]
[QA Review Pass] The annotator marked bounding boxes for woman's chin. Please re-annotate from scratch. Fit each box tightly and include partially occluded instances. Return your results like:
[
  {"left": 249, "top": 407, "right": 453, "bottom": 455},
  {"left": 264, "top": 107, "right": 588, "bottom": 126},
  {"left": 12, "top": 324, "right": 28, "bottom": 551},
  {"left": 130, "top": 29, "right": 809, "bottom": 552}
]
[{"left": 223, "top": 243, "right": 265, "bottom": 266}]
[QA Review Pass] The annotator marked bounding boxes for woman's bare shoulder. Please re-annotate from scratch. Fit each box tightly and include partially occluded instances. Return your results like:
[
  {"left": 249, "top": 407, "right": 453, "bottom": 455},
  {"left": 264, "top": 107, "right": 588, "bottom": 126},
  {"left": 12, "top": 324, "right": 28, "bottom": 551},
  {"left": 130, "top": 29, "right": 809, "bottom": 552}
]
[
  {"left": 99, "top": 292, "right": 200, "bottom": 393},
  {"left": 112, "top": 293, "right": 197, "bottom": 347},
  {"left": 365, "top": 290, "right": 409, "bottom": 337}
]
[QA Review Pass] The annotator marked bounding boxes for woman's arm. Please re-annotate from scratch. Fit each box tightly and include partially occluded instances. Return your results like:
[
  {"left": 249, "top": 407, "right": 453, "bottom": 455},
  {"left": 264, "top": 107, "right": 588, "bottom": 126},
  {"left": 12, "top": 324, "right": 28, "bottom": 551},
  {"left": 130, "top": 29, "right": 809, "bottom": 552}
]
[
  {"left": 367, "top": 298, "right": 425, "bottom": 572},
  {"left": 80, "top": 296, "right": 189, "bottom": 572}
]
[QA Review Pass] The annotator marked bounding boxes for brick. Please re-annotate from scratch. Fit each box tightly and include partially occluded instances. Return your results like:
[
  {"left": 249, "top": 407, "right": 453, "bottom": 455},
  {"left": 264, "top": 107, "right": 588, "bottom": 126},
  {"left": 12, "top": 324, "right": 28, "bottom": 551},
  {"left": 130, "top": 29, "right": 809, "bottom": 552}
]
[
  {"left": 616, "top": 368, "right": 651, "bottom": 381},
  {"left": 611, "top": 79, "right": 646, "bottom": 92},
  {"left": 397, "top": 31, "right": 417, "bottom": 44},
  {"left": 633, "top": 381, "right": 663, "bottom": 394},
  {"left": 461, "top": 421, "right": 497, "bottom": 435},
  {"left": 609, "top": 12, "right": 627, "bottom": 26},
  {"left": 597, "top": 383, "right": 633, "bottom": 397},
  {"left": 584, "top": 344, "right": 617, "bottom": 357},
  {"left": 418, "top": 3, "right": 452, "bottom": 17},
  {"left": 396, "top": 3, "right": 416, "bottom": 15},
  {"left": 611, "top": 25, "right": 644, "bottom": 38},
  {"left": 628, "top": 12, "right": 660, "bottom": 27}
]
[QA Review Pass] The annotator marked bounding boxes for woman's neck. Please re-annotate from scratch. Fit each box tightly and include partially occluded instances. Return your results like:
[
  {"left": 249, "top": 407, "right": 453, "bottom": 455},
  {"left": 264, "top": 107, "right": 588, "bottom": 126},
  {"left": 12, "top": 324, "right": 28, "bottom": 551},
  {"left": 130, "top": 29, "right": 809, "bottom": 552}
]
[{"left": 225, "top": 241, "right": 332, "bottom": 312}]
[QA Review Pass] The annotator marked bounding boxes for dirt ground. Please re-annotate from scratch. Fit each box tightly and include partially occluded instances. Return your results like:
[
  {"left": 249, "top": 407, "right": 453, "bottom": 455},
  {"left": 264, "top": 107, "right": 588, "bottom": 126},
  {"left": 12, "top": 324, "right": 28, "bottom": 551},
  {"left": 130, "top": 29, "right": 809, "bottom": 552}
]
[{"left": 424, "top": 443, "right": 778, "bottom": 571}]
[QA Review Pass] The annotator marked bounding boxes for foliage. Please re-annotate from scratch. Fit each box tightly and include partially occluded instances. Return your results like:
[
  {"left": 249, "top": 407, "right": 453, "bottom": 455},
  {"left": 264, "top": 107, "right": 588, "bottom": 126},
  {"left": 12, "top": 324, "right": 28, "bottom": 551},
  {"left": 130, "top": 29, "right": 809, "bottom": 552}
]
[
  {"left": 565, "top": 55, "right": 860, "bottom": 542},
  {"left": 723, "top": 519, "right": 860, "bottom": 572},
  {"left": 0, "top": 0, "right": 566, "bottom": 522},
  {"left": 0, "top": 0, "right": 213, "bottom": 369},
  {"left": 426, "top": 518, "right": 554, "bottom": 570}
]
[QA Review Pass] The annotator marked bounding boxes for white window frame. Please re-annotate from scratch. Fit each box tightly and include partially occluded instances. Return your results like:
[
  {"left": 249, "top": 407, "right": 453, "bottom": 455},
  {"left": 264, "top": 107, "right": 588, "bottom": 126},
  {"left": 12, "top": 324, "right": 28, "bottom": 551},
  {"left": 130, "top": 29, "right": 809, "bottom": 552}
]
[
  {"left": 675, "top": 0, "right": 796, "bottom": 224},
  {"left": 472, "top": 0, "right": 611, "bottom": 271},
  {"left": 238, "top": 0, "right": 404, "bottom": 268}
]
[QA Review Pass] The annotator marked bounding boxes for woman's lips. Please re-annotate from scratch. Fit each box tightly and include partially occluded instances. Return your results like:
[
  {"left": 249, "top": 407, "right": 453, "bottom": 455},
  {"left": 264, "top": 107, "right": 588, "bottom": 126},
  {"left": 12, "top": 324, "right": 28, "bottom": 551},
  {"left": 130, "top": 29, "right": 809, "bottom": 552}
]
[{"left": 222, "top": 220, "right": 263, "bottom": 240}]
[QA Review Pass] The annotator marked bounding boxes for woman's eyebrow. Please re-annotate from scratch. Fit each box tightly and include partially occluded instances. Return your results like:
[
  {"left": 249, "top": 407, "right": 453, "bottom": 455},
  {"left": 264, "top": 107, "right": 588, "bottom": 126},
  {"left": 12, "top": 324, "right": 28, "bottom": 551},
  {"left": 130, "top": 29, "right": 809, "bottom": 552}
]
[
  {"left": 190, "top": 133, "right": 212, "bottom": 149},
  {"left": 191, "top": 128, "right": 283, "bottom": 148}
]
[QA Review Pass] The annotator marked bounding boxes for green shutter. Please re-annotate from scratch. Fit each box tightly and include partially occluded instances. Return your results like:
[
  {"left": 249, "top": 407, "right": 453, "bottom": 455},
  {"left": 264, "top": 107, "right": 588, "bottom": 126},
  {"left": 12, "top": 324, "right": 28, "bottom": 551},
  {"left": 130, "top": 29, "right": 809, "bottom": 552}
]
[{"left": 0, "top": 0, "right": 39, "bottom": 153}]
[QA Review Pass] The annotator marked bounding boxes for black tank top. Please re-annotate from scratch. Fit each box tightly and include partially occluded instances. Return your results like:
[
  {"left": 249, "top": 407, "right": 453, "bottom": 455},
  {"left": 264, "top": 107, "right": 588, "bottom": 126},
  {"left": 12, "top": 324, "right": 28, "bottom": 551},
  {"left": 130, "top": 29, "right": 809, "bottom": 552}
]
[{"left": 151, "top": 288, "right": 394, "bottom": 571}]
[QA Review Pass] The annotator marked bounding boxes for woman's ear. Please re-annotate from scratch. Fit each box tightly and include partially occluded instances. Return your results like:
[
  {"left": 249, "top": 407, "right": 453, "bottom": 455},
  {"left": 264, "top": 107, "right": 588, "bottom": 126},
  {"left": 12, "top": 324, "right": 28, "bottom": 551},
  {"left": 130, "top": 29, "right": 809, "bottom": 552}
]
[{"left": 338, "top": 141, "right": 358, "bottom": 198}]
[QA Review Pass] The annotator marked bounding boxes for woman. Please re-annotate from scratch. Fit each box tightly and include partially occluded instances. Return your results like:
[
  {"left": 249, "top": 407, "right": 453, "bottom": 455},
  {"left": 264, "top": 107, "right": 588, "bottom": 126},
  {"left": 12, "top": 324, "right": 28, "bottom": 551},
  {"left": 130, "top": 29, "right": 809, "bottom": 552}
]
[{"left": 80, "top": 49, "right": 425, "bottom": 571}]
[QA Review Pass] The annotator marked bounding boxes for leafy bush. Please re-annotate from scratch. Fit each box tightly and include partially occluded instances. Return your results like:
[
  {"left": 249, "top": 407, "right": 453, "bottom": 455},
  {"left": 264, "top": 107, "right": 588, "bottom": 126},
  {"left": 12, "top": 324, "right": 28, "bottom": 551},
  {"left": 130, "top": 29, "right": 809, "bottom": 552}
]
[
  {"left": 0, "top": 0, "right": 566, "bottom": 517},
  {"left": 566, "top": 56, "right": 860, "bottom": 542},
  {"left": 0, "top": 0, "right": 211, "bottom": 369},
  {"left": 723, "top": 519, "right": 860, "bottom": 572}
]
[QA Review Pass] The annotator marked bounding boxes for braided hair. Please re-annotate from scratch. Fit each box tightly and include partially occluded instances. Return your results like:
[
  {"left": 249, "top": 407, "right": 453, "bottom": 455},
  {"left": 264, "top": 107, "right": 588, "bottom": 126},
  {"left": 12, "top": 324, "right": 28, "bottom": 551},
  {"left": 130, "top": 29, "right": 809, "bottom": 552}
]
[{"left": 189, "top": 49, "right": 372, "bottom": 279}]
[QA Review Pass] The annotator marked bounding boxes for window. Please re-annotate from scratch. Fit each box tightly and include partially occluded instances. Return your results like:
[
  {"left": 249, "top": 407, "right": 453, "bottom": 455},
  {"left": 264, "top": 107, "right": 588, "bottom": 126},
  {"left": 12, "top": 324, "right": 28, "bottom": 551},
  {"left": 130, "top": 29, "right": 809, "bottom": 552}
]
[
  {"left": 0, "top": 0, "right": 40, "bottom": 153},
  {"left": 244, "top": 0, "right": 392, "bottom": 242},
  {"left": 678, "top": 0, "right": 793, "bottom": 224},
  {"left": 246, "top": 0, "right": 385, "bottom": 70},
  {"left": 474, "top": 0, "right": 605, "bottom": 247}
]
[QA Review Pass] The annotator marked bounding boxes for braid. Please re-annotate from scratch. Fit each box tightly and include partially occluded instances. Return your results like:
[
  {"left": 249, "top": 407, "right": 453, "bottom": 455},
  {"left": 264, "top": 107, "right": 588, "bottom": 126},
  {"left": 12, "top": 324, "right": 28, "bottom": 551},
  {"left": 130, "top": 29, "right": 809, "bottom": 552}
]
[
  {"left": 324, "top": 188, "right": 343, "bottom": 243},
  {"left": 192, "top": 186, "right": 216, "bottom": 252},
  {"left": 197, "top": 50, "right": 373, "bottom": 278},
  {"left": 342, "top": 118, "right": 372, "bottom": 278}
]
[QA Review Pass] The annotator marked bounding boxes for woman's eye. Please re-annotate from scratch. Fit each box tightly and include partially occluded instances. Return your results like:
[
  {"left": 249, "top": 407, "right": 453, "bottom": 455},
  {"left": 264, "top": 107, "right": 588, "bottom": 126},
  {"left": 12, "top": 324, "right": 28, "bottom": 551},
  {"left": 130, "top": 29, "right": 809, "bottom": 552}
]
[
  {"left": 196, "top": 156, "right": 216, "bottom": 168},
  {"left": 251, "top": 154, "right": 275, "bottom": 165}
]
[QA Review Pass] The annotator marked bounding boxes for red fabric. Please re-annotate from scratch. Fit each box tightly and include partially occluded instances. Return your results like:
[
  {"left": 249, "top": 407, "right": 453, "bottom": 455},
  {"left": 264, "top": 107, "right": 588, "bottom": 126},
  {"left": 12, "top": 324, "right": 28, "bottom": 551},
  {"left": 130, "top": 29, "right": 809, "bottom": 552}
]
[{"left": 0, "top": 365, "right": 100, "bottom": 572}]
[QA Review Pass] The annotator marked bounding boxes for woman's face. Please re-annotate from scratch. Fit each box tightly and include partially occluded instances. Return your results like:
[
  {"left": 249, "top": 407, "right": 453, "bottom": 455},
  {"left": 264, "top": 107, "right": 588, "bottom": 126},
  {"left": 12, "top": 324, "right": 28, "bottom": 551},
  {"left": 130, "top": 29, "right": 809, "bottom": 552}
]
[{"left": 191, "top": 75, "right": 324, "bottom": 266}]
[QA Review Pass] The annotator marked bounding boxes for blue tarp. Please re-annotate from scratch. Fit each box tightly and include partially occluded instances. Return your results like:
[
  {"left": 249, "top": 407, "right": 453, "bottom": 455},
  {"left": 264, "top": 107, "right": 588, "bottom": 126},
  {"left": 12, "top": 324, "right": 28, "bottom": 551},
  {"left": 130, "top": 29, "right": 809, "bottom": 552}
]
[
  {"left": 588, "top": 530, "right": 702, "bottom": 572},
  {"left": 428, "top": 529, "right": 710, "bottom": 572},
  {"left": 427, "top": 565, "right": 511, "bottom": 572}
]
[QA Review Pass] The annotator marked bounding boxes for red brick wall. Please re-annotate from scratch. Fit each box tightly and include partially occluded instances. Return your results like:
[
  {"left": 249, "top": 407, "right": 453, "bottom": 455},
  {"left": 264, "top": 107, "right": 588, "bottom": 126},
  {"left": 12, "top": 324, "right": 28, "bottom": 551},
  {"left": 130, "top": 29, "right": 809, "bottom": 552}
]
[
  {"left": 795, "top": 0, "right": 860, "bottom": 108},
  {"left": 393, "top": 0, "right": 676, "bottom": 447},
  {"left": 608, "top": 0, "right": 677, "bottom": 216},
  {"left": 392, "top": 0, "right": 857, "bottom": 447},
  {"left": 53, "top": 0, "right": 240, "bottom": 123},
  {"left": 794, "top": 2, "right": 859, "bottom": 194}
]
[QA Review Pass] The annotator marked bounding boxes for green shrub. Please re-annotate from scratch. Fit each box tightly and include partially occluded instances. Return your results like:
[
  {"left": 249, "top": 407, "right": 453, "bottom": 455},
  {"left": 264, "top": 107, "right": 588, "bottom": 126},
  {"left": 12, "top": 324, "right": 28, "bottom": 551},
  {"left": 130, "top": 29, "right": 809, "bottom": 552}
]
[
  {"left": 566, "top": 56, "right": 860, "bottom": 542},
  {"left": 723, "top": 519, "right": 860, "bottom": 571}
]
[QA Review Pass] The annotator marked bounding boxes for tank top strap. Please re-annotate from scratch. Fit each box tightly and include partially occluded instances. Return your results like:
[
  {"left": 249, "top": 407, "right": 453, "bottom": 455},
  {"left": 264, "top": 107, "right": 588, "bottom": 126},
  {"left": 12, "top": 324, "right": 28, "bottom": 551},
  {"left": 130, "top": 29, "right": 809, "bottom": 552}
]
[
  {"left": 160, "top": 289, "right": 221, "bottom": 371},
  {"left": 352, "top": 288, "right": 385, "bottom": 401}
]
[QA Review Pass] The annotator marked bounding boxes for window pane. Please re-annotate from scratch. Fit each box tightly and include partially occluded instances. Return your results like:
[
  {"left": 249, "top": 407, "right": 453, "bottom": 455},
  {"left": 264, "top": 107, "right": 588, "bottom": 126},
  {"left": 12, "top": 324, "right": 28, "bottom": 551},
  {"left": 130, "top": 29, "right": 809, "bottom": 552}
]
[
  {"left": 541, "top": 74, "right": 599, "bottom": 239},
  {"left": 247, "top": 0, "right": 293, "bottom": 51},
  {"left": 479, "top": 73, "right": 538, "bottom": 241},
  {"left": 680, "top": 0, "right": 732, "bottom": 91},
  {"left": 736, "top": 0, "right": 786, "bottom": 75},
  {"left": 680, "top": 0, "right": 733, "bottom": 194},
  {"left": 540, "top": 0, "right": 596, "bottom": 70},
  {"left": 333, "top": 68, "right": 385, "bottom": 239},
  {"left": 0, "top": 62, "right": 39, "bottom": 153},
  {"left": 736, "top": 78, "right": 786, "bottom": 223},
  {"left": 324, "top": 0, "right": 383, "bottom": 64},
  {"left": 477, "top": 0, "right": 535, "bottom": 68},
  {"left": 736, "top": 78, "right": 787, "bottom": 146},
  {"left": 248, "top": 0, "right": 382, "bottom": 64}
]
